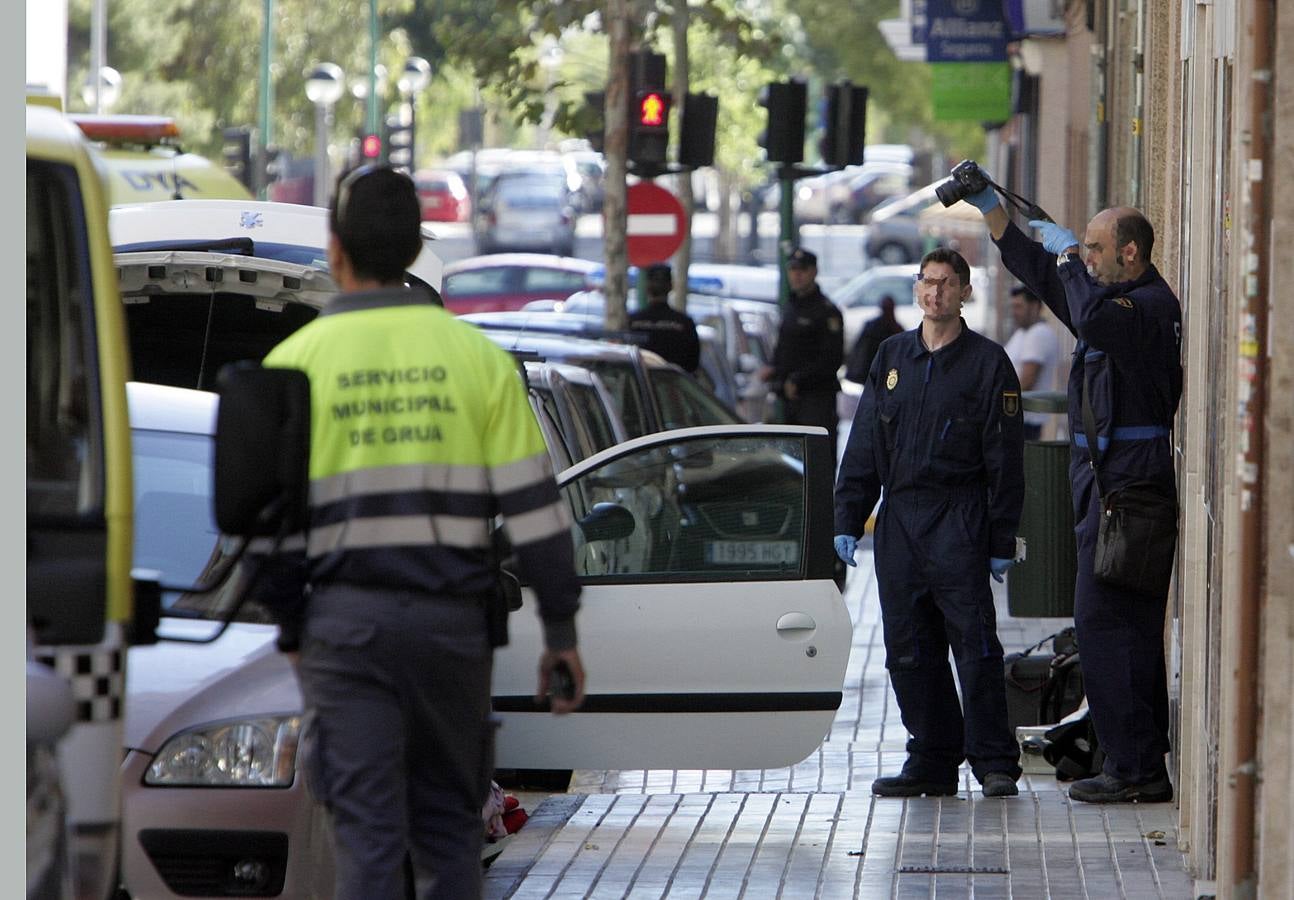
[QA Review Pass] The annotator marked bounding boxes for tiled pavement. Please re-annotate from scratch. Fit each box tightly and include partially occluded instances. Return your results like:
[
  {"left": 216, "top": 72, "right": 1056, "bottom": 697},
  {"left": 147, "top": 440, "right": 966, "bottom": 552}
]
[{"left": 484, "top": 541, "right": 1197, "bottom": 899}]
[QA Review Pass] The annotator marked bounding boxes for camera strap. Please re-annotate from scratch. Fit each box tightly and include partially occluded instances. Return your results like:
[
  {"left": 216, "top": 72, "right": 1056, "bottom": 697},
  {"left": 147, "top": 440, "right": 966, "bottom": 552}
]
[{"left": 989, "top": 179, "right": 1054, "bottom": 223}]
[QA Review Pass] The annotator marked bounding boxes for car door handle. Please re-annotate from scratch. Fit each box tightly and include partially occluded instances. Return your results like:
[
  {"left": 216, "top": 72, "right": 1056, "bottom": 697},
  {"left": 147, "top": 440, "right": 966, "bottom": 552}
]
[{"left": 776, "top": 612, "right": 818, "bottom": 636}]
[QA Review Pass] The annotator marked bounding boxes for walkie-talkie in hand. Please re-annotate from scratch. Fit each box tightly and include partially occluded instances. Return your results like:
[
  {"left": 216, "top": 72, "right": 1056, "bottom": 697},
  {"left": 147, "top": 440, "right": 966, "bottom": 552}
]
[{"left": 549, "top": 660, "right": 576, "bottom": 703}]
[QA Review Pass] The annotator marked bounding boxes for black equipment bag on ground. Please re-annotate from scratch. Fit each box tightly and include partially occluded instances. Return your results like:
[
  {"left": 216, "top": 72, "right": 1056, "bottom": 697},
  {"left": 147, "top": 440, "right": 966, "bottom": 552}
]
[
  {"left": 1004, "top": 628, "right": 1085, "bottom": 729},
  {"left": 1043, "top": 709, "right": 1104, "bottom": 780}
]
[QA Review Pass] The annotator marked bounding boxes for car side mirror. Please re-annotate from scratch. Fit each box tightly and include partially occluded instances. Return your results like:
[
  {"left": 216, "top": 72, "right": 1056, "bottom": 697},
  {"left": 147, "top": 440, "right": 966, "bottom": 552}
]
[
  {"left": 578, "top": 502, "right": 636, "bottom": 543},
  {"left": 213, "top": 363, "right": 311, "bottom": 538}
]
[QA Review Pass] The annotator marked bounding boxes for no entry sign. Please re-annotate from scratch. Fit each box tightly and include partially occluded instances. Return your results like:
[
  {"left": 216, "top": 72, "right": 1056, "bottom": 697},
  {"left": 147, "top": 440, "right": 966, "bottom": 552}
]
[{"left": 626, "top": 181, "right": 686, "bottom": 266}]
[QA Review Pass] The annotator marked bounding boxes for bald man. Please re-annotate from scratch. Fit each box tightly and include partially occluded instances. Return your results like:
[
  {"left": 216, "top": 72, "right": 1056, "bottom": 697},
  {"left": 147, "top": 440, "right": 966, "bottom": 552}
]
[{"left": 969, "top": 188, "right": 1182, "bottom": 805}]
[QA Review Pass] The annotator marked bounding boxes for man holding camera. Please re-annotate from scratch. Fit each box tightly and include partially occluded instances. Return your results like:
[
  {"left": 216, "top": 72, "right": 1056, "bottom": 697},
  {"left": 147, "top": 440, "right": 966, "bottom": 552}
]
[
  {"left": 963, "top": 165, "right": 1182, "bottom": 803},
  {"left": 833, "top": 247, "right": 1025, "bottom": 800}
]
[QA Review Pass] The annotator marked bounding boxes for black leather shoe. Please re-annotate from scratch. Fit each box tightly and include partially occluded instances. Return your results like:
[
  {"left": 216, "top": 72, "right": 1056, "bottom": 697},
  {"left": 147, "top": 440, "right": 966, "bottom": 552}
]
[
  {"left": 1069, "top": 772, "right": 1173, "bottom": 804},
  {"left": 871, "top": 773, "right": 958, "bottom": 797},
  {"left": 981, "top": 773, "right": 1019, "bottom": 798}
]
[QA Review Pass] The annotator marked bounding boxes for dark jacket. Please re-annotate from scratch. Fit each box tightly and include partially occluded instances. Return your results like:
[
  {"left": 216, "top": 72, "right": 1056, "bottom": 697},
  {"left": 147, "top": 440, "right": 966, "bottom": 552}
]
[
  {"left": 845, "top": 313, "right": 904, "bottom": 384},
  {"left": 834, "top": 323, "right": 1025, "bottom": 560},
  {"left": 994, "top": 222, "right": 1182, "bottom": 495},
  {"left": 628, "top": 300, "right": 701, "bottom": 373},
  {"left": 770, "top": 284, "right": 844, "bottom": 395}
]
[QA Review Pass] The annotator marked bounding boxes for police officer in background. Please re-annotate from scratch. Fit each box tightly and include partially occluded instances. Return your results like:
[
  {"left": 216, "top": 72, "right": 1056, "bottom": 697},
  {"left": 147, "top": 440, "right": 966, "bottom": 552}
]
[
  {"left": 245, "top": 165, "right": 585, "bottom": 898},
  {"left": 759, "top": 247, "right": 845, "bottom": 447},
  {"left": 628, "top": 262, "right": 701, "bottom": 373},
  {"left": 966, "top": 173, "right": 1181, "bottom": 804},
  {"left": 834, "top": 247, "right": 1025, "bottom": 800}
]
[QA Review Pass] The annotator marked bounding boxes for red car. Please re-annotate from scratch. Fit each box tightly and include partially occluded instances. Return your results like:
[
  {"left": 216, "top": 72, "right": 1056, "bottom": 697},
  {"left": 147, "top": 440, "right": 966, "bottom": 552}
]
[
  {"left": 414, "top": 168, "right": 470, "bottom": 222},
  {"left": 441, "top": 253, "right": 604, "bottom": 315}
]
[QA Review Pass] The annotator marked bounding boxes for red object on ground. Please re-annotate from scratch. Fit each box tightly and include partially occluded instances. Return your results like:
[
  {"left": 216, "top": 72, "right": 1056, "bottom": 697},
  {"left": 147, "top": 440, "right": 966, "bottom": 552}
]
[{"left": 502, "top": 807, "right": 529, "bottom": 834}]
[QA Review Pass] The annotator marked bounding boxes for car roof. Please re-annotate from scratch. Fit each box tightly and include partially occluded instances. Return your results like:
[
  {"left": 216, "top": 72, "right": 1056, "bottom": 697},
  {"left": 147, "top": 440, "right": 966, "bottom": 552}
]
[
  {"left": 126, "top": 381, "right": 218, "bottom": 434},
  {"left": 109, "top": 199, "right": 444, "bottom": 293},
  {"left": 443, "top": 253, "right": 602, "bottom": 276},
  {"left": 473, "top": 325, "right": 648, "bottom": 365}
]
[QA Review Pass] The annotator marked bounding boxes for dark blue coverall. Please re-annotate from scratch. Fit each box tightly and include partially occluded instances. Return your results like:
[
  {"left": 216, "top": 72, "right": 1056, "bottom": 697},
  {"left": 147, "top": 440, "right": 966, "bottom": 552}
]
[
  {"left": 994, "top": 221, "right": 1182, "bottom": 784},
  {"left": 770, "top": 285, "right": 844, "bottom": 448},
  {"left": 835, "top": 321, "right": 1025, "bottom": 784}
]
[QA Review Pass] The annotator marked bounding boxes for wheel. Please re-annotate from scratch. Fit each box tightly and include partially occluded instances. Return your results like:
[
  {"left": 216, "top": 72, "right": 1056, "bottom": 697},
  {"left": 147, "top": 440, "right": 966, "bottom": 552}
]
[{"left": 874, "top": 242, "right": 912, "bottom": 265}]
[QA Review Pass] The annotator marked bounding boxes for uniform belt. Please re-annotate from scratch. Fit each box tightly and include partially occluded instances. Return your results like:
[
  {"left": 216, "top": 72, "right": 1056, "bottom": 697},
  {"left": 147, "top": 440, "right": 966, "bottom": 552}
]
[{"left": 1073, "top": 425, "right": 1169, "bottom": 451}]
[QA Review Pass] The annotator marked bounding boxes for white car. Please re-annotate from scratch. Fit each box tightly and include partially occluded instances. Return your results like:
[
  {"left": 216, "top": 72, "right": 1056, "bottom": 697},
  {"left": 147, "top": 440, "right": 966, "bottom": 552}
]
[
  {"left": 833, "top": 262, "right": 993, "bottom": 353},
  {"left": 118, "top": 382, "right": 850, "bottom": 898}
]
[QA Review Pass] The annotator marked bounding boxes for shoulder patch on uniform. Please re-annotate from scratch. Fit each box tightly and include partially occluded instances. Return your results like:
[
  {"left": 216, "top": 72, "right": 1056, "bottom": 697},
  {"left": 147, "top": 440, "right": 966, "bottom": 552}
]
[
  {"left": 886, "top": 368, "right": 899, "bottom": 391},
  {"left": 1003, "top": 391, "right": 1020, "bottom": 416},
  {"left": 1113, "top": 296, "right": 1135, "bottom": 309}
]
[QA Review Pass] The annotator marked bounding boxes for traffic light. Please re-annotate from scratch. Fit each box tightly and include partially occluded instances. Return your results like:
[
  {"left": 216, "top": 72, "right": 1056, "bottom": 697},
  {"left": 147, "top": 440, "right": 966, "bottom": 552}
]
[
  {"left": 819, "top": 82, "right": 868, "bottom": 168},
  {"left": 385, "top": 113, "right": 413, "bottom": 172},
  {"left": 678, "top": 93, "right": 718, "bottom": 169},
  {"left": 758, "top": 79, "right": 806, "bottom": 165},
  {"left": 221, "top": 126, "right": 253, "bottom": 191},
  {"left": 628, "top": 50, "right": 671, "bottom": 168},
  {"left": 259, "top": 145, "right": 283, "bottom": 193},
  {"left": 359, "top": 132, "right": 383, "bottom": 163},
  {"left": 583, "top": 90, "right": 606, "bottom": 154}
]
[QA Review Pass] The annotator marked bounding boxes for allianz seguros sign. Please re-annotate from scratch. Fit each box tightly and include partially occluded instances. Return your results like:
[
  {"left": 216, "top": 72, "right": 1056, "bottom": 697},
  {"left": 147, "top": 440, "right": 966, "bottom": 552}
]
[{"left": 925, "top": 0, "right": 1009, "bottom": 63}]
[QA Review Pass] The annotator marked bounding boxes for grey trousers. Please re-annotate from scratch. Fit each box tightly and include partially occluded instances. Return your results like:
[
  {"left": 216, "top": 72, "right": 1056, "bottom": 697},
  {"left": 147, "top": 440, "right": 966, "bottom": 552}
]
[{"left": 297, "top": 585, "right": 494, "bottom": 900}]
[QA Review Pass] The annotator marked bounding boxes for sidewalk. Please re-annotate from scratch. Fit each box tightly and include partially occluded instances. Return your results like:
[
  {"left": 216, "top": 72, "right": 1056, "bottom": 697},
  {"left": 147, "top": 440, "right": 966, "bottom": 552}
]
[{"left": 484, "top": 542, "right": 1196, "bottom": 899}]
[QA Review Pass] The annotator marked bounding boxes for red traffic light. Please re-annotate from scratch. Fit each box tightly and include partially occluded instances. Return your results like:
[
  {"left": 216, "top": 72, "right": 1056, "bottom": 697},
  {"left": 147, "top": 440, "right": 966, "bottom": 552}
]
[
  {"left": 638, "top": 91, "right": 667, "bottom": 129},
  {"left": 361, "top": 133, "right": 382, "bottom": 159}
]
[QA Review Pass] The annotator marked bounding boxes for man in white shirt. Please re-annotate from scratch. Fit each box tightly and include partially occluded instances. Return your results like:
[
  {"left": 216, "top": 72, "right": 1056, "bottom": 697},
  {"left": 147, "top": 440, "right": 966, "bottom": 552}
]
[{"left": 1003, "top": 285, "right": 1059, "bottom": 440}]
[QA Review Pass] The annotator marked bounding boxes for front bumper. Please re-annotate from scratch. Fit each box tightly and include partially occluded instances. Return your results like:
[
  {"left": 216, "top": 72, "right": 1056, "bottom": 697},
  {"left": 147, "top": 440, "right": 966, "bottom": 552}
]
[{"left": 119, "top": 749, "right": 332, "bottom": 897}]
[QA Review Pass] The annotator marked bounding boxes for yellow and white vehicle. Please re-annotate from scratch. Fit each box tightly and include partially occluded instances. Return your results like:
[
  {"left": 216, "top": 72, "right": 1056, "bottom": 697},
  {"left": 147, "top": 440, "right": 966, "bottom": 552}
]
[
  {"left": 70, "top": 113, "right": 253, "bottom": 206},
  {"left": 27, "top": 100, "right": 156, "bottom": 900}
]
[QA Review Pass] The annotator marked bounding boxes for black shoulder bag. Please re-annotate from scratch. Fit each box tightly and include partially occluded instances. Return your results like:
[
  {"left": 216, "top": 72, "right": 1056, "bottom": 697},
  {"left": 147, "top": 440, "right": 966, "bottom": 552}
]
[{"left": 1081, "top": 363, "right": 1179, "bottom": 597}]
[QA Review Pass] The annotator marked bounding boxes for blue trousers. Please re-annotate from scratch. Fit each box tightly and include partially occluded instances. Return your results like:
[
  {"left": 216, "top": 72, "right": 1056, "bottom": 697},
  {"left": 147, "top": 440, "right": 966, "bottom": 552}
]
[
  {"left": 873, "top": 488, "right": 1022, "bottom": 783},
  {"left": 297, "top": 586, "right": 494, "bottom": 900},
  {"left": 1071, "top": 468, "right": 1172, "bottom": 783}
]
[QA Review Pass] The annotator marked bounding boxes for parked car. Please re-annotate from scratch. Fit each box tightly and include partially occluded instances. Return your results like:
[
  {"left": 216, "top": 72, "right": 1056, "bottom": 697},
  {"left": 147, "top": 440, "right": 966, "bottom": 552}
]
[
  {"left": 119, "top": 382, "right": 849, "bottom": 898},
  {"left": 413, "top": 167, "right": 471, "bottom": 223},
  {"left": 523, "top": 360, "right": 627, "bottom": 469},
  {"left": 862, "top": 178, "right": 980, "bottom": 266},
  {"left": 465, "top": 323, "right": 741, "bottom": 437},
  {"left": 441, "top": 253, "right": 603, "bottom": 315},
  {"left": 474, "top": 169, "right": 578, "bottom": 256},
  {"left": 833, "top": 262, "right": 993, "bottom": 352},
  {"left": 109, "top": 199, "right": 444, "bottom": 390}
]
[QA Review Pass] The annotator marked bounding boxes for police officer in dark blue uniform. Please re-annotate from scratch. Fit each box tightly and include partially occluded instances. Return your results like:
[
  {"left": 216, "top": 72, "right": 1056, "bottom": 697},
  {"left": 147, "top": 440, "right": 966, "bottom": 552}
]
[
  {"left": 759, "top": 248, "right": 845, "bottom": 448},
  {"left": 834, "top": 247, "right": 1025, "bottom": 799},
  {"left": 628, "top": 263, "right": 701, "bottom": 373},
  {"left": 968, "top": 180, "right": 1182, "bottom": 803}
]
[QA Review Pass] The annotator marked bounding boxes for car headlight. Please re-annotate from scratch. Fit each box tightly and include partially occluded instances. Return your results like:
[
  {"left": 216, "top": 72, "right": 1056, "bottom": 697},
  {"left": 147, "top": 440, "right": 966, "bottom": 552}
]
[{"left": 144, "top": 715, "right": 301, "bottom": 787}]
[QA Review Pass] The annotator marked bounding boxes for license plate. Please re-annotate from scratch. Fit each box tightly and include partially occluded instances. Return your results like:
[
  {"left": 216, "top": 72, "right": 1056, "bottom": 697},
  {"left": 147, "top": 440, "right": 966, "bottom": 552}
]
[{"left": 705, "top": 541, "right": 799, "bottom": 565}]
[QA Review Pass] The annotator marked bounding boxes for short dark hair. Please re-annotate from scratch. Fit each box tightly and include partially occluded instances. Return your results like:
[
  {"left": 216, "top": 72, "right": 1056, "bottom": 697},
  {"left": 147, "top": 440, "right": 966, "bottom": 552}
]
[
  {"left": 644, "top": 263, "right": 672, "bottom": 295},
  {"left": 329, "top": 165, "right": 423, "bottom": 283},
  {"left": 1010, "top": 285, "right": 1041, "bottom": 304},
  {"left": 919, "top": 246, "right": 971, "bottom": 287},
  {"left": 1114, "top": 211, "right": 1155, "bottom": 263}
]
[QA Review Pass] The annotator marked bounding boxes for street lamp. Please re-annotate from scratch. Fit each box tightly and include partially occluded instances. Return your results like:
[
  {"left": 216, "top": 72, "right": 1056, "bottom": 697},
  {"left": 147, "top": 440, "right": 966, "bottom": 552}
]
[
  {"left": 305, "top": 62, "right": 345, "bottom": 207},
  {"left": 395, "top": 57, "right": 432, "bottom": 173},
  {"left": 81, "top": 66, "right": 122, "bottom": 113}
]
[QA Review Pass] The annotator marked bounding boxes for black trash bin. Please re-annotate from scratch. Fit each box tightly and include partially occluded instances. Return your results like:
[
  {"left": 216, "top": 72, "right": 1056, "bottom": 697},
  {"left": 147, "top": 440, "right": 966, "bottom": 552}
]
[{"left": 1008, "top": 391, "right": 1077, "bottom": 617}]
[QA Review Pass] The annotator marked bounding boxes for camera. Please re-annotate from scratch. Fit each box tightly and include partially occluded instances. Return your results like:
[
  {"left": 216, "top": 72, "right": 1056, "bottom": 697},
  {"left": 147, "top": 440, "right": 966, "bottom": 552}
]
[{"left": 935, "top": 159, "right": 992, "bottom": 208}]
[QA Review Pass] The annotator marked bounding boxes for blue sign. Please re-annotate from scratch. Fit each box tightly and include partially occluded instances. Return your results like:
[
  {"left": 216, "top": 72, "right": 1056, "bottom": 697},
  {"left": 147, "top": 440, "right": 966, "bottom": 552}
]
[
  {"left": 911, "top": 0, "right": 928, "bottom": 45},
  {"left": 925, "top": 0, "right": 1009, "bottom": 63},
  {"left": 1004, "top": 0, "right": 1065, "bottom": 37}
]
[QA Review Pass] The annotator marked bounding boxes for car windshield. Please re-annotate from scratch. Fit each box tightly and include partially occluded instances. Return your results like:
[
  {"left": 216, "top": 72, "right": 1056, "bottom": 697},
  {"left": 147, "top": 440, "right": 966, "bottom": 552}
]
[
  {"left": 131, "top": 427, "right": 272, "bottom": 624},
  {"left": 581, "top": 361, "right": 649, "bottom": 438},
  {"left": 835, "top": 272, "right": 918, "bottom": 310},
  {"left": 648, "top": 368, "right": 741, "bottom": 430}
]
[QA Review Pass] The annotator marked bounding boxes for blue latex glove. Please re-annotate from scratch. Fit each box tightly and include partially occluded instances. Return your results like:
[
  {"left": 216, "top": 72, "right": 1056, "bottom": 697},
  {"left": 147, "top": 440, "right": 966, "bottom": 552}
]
[
  {"left": 964, "top": 178, "right": 999, "bottom": 214},
  {"left": 990, "top": 557, "right": 1014, "bottom": 583},
  {"left": 834, "top": 534, "right": 858, "bottom": 567},
  {"left": 1029, "top": 219, "right": 1080, "bottom": 256}
]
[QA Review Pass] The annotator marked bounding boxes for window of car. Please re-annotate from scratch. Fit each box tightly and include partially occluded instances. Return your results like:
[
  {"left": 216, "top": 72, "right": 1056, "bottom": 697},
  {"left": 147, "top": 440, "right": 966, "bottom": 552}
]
[
  {"left": 648, "top": 368, "right": 741, "bottom": 430},
  {"left": 582, "top": 361, "right": 649, "bottom": 438},
  {"left": 563, "top": 381, "right": 618, "bottom": 454},
  {"left": 564, "top": 434, "right": 809, "bottom": 581},
  {"left": 443, "top": 267, "right": 515, "bottom": 297},
  {"left": 523, "top": 268, "right": 588, "bottom": 294},
  {"left": 836, "top": 274, "right": 918, "bottom": 311}
]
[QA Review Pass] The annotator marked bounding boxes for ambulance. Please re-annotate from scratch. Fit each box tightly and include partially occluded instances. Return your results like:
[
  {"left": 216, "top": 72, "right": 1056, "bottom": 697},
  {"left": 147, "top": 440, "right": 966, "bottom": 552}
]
[
  {"left": 27, "top": 100, "right": 157, "bottom": 899},
  {"left": 69, "top": 113, "right": 254, "bottom": 206}
]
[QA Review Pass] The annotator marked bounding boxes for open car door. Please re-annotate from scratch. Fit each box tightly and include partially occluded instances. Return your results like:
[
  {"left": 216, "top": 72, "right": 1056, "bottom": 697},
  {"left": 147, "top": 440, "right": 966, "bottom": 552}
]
[{"left": 491, "top": 424, "right": 851, "bottom": 771}]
